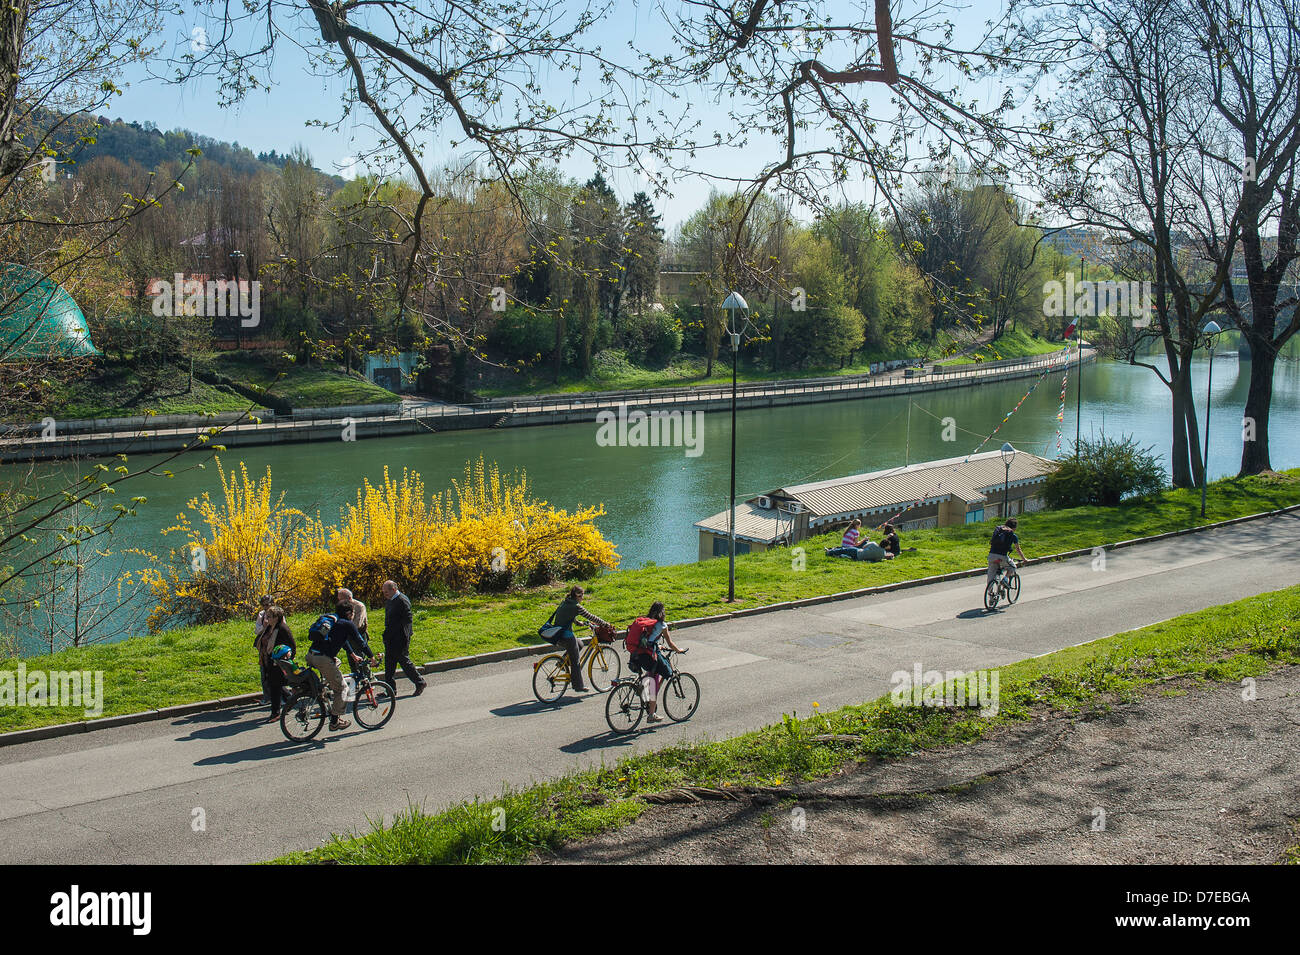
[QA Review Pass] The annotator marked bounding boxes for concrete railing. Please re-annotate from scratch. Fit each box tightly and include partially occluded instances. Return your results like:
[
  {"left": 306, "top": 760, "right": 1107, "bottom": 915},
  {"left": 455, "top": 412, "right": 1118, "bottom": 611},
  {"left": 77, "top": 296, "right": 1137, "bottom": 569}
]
[
  {"left": 5, "top": 408, "right": 274, "bottom": 438},
  {"left": 0, "top": 347, "right": 1091, "bottom": 459}
]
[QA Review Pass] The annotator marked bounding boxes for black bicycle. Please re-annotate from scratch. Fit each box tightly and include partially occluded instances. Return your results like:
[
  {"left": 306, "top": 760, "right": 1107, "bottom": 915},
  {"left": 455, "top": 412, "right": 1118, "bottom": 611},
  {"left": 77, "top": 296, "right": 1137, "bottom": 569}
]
[
  {"left": 984, "top": 561, "right": 1021, "bottom": 611},
  {"left": 605, "top": 648, "right": 699, "bottom": 733},
  {"left": 280, "top": 652, "right": 396, "bottom": 741}
]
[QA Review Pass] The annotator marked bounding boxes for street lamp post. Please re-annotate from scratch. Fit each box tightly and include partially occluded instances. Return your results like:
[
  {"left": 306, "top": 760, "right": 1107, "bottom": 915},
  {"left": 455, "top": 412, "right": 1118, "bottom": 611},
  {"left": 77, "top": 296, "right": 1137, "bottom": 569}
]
[
  {"left": 721, "top": 291, "right": 750, "bottom": 602},
  {"left": 1076, "top": 256, "right": 1084, "bottom": 453},
  {"left": 1001, "top": 442, "right": 1017, "bottom": 517},
  {"left": 1200, "top": 321, "right": 1222, "bottom": 518}
]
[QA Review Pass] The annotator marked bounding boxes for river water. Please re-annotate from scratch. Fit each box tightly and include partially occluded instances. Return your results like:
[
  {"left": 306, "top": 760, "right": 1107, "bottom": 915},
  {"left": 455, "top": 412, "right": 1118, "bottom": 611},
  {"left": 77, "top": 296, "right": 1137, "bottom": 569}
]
[{"left": 8, "top": 354, "right": 1300, "bottom": 649}]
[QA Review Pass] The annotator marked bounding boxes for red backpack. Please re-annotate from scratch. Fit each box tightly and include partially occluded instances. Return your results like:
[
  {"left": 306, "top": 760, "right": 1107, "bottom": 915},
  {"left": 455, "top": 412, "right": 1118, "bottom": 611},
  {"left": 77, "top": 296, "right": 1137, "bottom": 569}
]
[{"left": 625, "top": 617, "right": 657, "bottom": 655}]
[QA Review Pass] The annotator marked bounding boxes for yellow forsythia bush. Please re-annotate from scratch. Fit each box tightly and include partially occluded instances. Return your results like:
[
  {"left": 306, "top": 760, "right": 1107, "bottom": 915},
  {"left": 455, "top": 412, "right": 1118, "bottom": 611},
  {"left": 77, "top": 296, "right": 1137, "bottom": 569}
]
[
  {"left": 138, "top": 457, "right": 618, "bottom": 628},
  {"left": 134, "top": 461, "right": 314, "bottom": 629}
]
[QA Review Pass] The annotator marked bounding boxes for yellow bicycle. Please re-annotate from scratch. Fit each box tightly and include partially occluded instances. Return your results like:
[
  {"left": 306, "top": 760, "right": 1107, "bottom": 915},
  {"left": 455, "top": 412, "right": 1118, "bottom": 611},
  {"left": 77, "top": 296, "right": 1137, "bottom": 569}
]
[{"left": 532, "top": 622, "right": 621, "bottom": 703}]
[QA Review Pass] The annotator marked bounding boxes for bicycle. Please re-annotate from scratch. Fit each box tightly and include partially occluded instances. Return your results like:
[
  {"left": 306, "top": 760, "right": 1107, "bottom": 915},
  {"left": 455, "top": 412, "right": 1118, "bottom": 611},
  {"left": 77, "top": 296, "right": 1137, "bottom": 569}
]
[
  {"left": 280, "top": 652, "right": 396, "bottom": 741},
  {"left": 983, "top": 560, "right": 1021, "bottom": 611},
  {"left": 605, "top": 648, "right": 699, "bottom": 734},
  {"left": 532, "top": 622, "right": 621, "bottom": 703}
]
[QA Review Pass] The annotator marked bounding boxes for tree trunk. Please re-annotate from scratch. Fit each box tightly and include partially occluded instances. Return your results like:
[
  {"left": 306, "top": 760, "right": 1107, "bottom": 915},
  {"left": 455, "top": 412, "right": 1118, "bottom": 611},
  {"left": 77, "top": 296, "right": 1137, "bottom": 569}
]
[
  {"left": 1181, "top": 369, "right": 1204, "bottom": 488},
  {"left": 1239, "top": 340, "right": 1275, "bottom": 475},
  {"left": 553, "top": 313, "right": 564, "bottom": 383},
  {"left": 0, "top": 0, "right": 30, "bottom": 177},
  {"left": 1167, "top": 369, "right": 1194, "bottom": 488}
]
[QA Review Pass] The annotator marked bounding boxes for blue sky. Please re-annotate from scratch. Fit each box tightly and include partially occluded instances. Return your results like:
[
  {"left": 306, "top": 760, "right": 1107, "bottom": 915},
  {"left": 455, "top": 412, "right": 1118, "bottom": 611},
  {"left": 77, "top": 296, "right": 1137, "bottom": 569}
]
[{"left": 107, "top": 0, "right": 1018, "bottom": 231}]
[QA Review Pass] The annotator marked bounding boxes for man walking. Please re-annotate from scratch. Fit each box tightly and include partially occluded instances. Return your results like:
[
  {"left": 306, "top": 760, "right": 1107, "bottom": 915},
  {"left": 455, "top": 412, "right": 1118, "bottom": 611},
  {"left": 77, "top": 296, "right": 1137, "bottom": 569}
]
[
  {"left": 337, "top": 587, "right": 368, "bottom": 638},
  {"left": 382, "top": 580, "right": 427, "bottom": 697}
]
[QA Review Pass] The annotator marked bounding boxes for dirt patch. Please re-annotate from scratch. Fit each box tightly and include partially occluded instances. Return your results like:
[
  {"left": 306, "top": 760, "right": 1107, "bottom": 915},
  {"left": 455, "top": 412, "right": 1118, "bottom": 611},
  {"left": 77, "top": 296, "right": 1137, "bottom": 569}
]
[{"left": 540, "top": 667, "right": 1300, "bottom": 864}]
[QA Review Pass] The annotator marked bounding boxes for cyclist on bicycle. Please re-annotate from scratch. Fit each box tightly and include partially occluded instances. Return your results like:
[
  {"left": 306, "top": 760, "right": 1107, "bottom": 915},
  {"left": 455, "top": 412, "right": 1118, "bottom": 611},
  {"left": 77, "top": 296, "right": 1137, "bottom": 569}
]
[
  {"left": 626, "top": 601, "right": 684, "bottom": 723},
  {"left": 305, "top": 602, "right": 371, "bottom": 731},
  {"left": 987, "top": 517, "right": 1026, "bottom": 589},
  {"left": 546, "top": 585, "right": 611, "bottom": 693}
]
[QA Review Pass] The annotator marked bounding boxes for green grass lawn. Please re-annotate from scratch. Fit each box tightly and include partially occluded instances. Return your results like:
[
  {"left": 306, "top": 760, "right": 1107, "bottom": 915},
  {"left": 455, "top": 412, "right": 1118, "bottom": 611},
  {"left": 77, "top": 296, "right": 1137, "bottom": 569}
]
[
  {"left": 3, "top": 469, "right": 1297, "bottom": 735},
  {"left": 477, "top": 329, "right": 1061, "bottom": 398},
  {"left": 269, "top": 581, "right": 1300, "bottom": 864},
  {"left": 202, "top": 352, "right": 399, "bottom": 408},
  {"left": 51, "top": 362, "right": 254, "bottom": 419}
]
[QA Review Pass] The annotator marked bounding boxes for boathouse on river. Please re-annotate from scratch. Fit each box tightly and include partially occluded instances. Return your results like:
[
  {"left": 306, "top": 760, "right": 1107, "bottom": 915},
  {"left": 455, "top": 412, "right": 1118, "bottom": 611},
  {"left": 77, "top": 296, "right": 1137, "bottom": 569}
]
[{"left": 694, "top": 449, "right": 1057, "bottom": 559}]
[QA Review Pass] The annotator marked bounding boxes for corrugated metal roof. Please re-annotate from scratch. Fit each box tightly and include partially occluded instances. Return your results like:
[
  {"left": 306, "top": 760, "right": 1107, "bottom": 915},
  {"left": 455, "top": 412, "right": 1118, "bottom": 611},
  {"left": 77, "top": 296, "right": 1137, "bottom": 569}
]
[
  {"left": 694, "top": 450, "right": 1057, "bottom": 543},
  {"left": 780, "top": 450, "right": 1051, "bottom": 499},
  {"left": 694, "top": 502, "right": 798, "bottom": 542}
]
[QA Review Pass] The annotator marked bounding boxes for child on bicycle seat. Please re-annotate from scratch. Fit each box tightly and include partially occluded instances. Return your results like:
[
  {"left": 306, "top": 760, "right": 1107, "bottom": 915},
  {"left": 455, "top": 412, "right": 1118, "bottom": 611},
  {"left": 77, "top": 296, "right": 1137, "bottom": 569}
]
[{"left": 625, "top": 601, "right": 684, "bottom": 723}]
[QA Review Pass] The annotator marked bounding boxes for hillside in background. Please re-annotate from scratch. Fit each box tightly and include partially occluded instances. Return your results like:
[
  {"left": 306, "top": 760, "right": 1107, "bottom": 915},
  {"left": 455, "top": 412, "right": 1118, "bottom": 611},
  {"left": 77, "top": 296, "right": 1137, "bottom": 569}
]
[{"left": 35, "top": 109, "right": 344, "bottom": 188}]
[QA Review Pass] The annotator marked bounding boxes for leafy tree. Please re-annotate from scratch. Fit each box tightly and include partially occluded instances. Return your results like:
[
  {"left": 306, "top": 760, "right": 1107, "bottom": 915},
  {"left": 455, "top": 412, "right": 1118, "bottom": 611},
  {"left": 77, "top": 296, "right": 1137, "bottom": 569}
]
[{"left": 621, "top": 191, "right": 663, "bottom": 316}]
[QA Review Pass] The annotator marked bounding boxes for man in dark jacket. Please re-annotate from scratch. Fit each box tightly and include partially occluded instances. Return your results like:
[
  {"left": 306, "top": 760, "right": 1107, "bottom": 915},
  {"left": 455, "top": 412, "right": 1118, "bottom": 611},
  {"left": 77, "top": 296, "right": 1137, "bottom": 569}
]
[
  {"left": 382, "top": 580, "right": 427, "bottom": 697},
  {"left": 306, "top": 603, "right": 370, "bottom": 731}
]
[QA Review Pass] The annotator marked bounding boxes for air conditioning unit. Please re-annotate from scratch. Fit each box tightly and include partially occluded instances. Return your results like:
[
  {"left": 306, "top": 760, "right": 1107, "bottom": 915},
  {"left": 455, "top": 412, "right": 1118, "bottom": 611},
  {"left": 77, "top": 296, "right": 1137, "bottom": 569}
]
[
  {"left": 780, "top": 500, "right": 805, "bottom": 515},
  {"left": 756, "top": 496, "right": 772, "bottom": 510}
]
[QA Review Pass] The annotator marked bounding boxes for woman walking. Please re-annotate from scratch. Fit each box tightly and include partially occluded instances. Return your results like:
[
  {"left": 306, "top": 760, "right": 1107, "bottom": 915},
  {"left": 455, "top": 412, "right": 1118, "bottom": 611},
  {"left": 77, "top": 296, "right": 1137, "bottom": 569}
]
[{"left": 254, "top": 606, "right": 296, "bottom": 722}]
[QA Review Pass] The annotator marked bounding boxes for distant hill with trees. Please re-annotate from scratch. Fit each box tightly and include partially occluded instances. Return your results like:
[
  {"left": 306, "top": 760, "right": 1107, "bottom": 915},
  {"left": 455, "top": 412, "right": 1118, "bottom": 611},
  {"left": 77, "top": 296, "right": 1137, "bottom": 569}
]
[{"left": 35, "top": 109, "right": 343, "bottom": 188}]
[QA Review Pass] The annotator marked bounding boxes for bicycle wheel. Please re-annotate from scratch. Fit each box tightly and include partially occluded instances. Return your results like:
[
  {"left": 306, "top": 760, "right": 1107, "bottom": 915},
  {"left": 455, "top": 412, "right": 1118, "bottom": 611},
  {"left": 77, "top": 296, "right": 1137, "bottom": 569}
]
[
  {"left": 983, "top": 578, "right": 1000, "bottom": 611},
  {"left": 353, "top": 679, "right": 396, "bottom": 729},
  {"left": 605, "top": 682, "right": 645, "bottom": 734},
  {"left": 280, "top": 691, "right": 326, "bottom": 742},
  {"left": 1005, "top": 572, "right": 1021, "bottom": 605},
  {"left": 587, "top": 645, "right": 621, "bottom": 693},
  {"left": 661, "top": 672, "right": 700, "bottom": 723},
  {"left": 532, "top": 654, "right": 570, "bottom": 704}
]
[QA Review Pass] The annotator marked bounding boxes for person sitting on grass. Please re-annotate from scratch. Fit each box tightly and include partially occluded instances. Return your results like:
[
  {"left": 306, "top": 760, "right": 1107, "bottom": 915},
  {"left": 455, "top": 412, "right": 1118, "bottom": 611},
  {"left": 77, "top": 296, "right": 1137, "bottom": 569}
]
[
  {"left": 879, "top": 523, "right": 901, "bottom": 559},
  {"left": 824, "top": 519, "right": 866, "bottom": 558},
  {"left": 825, "top": 518, "right": 891, "bottom": 562}
]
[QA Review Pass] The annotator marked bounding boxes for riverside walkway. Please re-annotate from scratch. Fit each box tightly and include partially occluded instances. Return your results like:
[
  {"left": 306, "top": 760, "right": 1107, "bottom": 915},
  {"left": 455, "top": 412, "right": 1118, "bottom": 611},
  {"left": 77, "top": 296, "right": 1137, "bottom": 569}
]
[
  {"left": 0, "top": 507, "right": 1293, "bottom": 864},
  {"left": 0, "top": 348, "right": 1090, "bottom": 462}
]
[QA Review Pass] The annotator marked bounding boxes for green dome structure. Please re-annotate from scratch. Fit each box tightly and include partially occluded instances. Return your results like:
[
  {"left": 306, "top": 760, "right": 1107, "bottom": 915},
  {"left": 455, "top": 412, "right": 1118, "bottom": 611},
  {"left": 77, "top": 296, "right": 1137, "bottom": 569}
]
[{"left": 0, "top": 263, "right": 100, "bottom": 360}]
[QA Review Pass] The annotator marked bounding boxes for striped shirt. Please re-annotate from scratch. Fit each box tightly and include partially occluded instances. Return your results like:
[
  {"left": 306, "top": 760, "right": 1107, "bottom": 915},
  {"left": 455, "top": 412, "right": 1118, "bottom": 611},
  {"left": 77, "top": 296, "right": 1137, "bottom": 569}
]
[{"left": 841, "top": 527, "right": 861, "bottom": 548}]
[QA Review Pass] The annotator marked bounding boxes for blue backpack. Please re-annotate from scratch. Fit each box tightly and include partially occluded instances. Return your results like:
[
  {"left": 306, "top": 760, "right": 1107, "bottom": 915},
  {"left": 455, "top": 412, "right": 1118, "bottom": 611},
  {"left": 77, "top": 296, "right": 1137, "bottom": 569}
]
[{"left": 308, "top": 613, "right": 338, "bottom": 647}]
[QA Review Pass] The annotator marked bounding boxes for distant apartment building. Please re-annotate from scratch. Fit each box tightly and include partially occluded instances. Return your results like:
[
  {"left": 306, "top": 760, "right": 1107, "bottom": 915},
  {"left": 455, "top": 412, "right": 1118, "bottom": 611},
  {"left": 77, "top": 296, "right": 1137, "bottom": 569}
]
[{"left": 657, "top": 263, "right": 707, "bottom": 302}]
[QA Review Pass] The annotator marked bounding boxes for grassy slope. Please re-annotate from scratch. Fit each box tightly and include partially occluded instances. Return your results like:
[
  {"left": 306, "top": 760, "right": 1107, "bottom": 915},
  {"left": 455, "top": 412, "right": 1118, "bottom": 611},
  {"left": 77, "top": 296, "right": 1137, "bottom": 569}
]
[
  {"left": 3, "top": 469, "right": 1298, "bottom": 734},
  {"left": 203, "top": 353, "right": 399, "bottom": 408},
  {"left": 477, "top": 329, "right": 1064, "bottom": 398},
  {"left": 939, "top": 328, "right": 1064, "bottom": 365},
  {"left": 270, "top": 582, "right": 1300, "bottom": 864},
  {"left": 52, "top": 362, "right": 253, "bottom": 418},
  {"left": 40, "top": 352, "right": 400, "bottom": 419}
]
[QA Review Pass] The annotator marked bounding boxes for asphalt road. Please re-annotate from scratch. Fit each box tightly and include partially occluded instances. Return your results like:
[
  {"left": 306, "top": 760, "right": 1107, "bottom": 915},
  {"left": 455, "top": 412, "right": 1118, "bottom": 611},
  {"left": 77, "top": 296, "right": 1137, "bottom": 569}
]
[{"left": 2, "top": 510, "right": 1297, "bottom": 864}]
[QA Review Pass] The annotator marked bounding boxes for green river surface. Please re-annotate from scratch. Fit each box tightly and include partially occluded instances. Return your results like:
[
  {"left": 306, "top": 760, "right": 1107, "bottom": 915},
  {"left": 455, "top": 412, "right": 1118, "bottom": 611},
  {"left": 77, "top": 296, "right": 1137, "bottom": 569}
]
[{"left": 7, "top": 353, "right": 1300, "bottom": 650}]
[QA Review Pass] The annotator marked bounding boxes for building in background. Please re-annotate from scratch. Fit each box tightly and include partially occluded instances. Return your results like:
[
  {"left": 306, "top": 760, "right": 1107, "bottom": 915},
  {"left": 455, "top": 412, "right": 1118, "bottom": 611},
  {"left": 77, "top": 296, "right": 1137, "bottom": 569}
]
[{"left": 694, "top": 450, "right": 1057, "bottom": 560}]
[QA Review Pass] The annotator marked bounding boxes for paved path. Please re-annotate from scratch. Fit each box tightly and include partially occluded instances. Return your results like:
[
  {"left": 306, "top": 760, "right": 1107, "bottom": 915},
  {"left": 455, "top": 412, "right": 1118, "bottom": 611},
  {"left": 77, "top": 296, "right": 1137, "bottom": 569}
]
[{"left": 2, "top": 510, "right": 1295, "bottom": 864}]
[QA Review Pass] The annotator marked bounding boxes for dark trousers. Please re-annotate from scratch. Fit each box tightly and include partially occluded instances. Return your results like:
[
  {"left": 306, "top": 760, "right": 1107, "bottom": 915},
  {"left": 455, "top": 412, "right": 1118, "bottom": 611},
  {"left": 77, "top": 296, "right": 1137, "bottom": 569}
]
[
  {"left": 383, "top": 633, "right": 426, "bottom": 692},
  {"left": 260, "top": 661, "right": 287, "bottom": 716},
  {"left": 552, "top": 628, "right": 587, "bottom": 689}
]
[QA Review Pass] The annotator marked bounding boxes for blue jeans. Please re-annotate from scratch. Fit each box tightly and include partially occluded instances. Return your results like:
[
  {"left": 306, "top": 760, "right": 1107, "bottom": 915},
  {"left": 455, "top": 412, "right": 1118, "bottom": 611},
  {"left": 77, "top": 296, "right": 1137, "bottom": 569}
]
[{"left": 550, "top": 627, "right": 587, "bottom": 688}]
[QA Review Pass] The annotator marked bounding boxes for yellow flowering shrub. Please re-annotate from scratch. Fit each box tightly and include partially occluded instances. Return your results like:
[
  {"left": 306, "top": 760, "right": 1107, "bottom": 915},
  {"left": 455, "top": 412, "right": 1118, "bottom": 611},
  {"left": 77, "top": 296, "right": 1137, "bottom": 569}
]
[
  {"left": 134, "top": 461, "right": 313, "bottom": 629},
  {"left": 300, "top": 458, "right": 618, "bottom": 604},
  {"left": 139, "top": 457, "right": 618, "bottom": 627}
]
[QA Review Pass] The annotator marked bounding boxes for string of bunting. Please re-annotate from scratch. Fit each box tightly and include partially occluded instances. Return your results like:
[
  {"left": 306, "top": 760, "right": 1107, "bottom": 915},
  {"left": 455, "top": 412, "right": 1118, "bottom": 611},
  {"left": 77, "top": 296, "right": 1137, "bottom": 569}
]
[
  {"left": 1055, "top": 348, "right": 1071, "bottom": 455},
  {"left": 964, "top": 365, "right": 1052, "bottom": 461}
]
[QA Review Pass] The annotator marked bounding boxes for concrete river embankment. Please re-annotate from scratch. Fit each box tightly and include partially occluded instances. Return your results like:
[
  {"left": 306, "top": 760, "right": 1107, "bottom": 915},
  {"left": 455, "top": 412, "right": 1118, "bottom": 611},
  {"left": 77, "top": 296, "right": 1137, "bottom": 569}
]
[{"left": 0, "top": 350, "right": 1087, "bottom": 462}]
